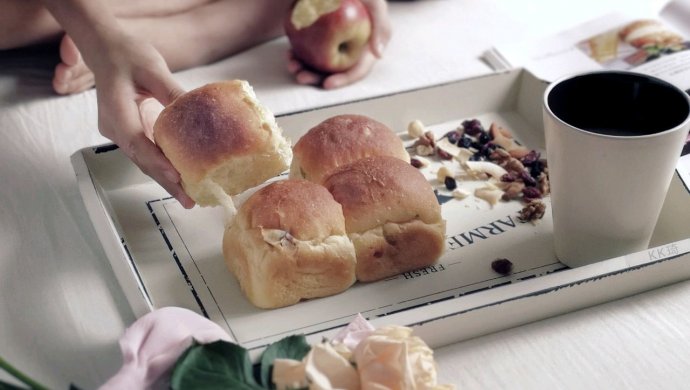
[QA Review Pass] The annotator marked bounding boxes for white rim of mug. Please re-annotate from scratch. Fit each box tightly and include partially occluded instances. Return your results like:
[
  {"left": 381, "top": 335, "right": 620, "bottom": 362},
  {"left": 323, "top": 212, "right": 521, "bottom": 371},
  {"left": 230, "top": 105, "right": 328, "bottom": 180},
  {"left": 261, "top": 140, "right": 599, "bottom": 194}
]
[{"left": 543, "top": 70, "right": 690, "bottom": 140}]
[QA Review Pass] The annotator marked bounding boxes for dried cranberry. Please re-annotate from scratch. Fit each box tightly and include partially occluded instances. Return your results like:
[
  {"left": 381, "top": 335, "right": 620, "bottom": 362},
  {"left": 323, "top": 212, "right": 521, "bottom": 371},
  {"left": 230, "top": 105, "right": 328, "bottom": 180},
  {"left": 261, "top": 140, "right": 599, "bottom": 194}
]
[
  {"left": 444, "top": 176, "right": 457, "bottom": 190},
  {"left": 410, "top": 158, "right": 424, "bottom": 168},
  {"left": 462, "top": 119, "right": 484, "bottom": 136},
  {"left": 501, "top": 172, "right": 518, "bottom": 182},
  {"left": 521, "top": 150, "right": 541, "bottom": 166},
  {"left": 522, "top": 186, "right": 542, "bottom": 200},
  {"left": 521, "top": 171, "right": 537, "bottom": 186},
  {"left": 491, "top": 258, "right": 513, "bottom": 275}
]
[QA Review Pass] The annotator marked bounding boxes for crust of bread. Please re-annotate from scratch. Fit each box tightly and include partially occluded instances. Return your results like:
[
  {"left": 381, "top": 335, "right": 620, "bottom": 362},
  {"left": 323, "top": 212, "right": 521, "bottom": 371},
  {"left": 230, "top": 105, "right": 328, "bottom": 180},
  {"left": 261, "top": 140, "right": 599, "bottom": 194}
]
[
  {"left": 290, "top": 114, "right": 409, "bottom": 185},
  {"left": 323, "top": 156, "right": 446, "bottom": 282}
]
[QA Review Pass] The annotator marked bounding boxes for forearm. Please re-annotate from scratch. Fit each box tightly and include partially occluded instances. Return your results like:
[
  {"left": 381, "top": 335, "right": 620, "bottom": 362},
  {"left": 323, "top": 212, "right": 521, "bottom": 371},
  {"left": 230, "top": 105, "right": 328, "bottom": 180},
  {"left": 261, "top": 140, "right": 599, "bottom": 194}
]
[{"left": 39, "top": 0, "right": 124, "bottom": 68}]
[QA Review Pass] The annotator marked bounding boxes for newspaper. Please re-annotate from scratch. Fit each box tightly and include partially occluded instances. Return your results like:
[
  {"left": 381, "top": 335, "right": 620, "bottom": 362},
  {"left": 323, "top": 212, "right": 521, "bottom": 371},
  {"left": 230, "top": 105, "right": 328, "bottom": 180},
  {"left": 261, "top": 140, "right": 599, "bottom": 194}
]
[{"left": 483, "top": 0, "right": 690, "bottom": 189}]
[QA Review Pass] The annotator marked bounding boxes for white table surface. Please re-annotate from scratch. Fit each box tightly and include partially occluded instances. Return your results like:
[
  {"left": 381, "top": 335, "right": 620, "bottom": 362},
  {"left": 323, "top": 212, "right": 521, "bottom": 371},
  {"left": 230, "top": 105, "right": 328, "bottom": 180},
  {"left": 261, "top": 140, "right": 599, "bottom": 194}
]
[{"left": 2, "top": 0, "right": 689, "bottom": 388}]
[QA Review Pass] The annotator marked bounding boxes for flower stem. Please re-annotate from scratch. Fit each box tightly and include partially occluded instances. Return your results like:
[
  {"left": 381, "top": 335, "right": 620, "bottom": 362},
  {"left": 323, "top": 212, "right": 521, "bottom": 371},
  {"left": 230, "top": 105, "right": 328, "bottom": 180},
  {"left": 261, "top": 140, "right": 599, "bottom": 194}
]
[{"left": 0, "top": 355, "right": 49, "bottom": 390}]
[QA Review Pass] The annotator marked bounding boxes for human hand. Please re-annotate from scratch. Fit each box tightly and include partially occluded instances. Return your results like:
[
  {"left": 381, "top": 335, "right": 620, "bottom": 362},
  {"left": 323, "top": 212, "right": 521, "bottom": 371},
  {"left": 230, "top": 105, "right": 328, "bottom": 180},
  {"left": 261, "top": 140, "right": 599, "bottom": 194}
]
[
  {"left": 89, "top": 32, "right": 196, "bottom": 208},
  {"left": 287, "top": 0, "right": 392, "bottom": 89}
]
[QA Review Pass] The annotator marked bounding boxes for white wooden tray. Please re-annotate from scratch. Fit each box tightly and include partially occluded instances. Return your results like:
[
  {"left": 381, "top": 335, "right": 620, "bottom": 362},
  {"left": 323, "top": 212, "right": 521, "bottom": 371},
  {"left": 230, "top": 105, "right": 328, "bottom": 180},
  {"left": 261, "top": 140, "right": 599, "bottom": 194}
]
[{"left": 71, "top": 69, "right": 690, "bottom": 358}]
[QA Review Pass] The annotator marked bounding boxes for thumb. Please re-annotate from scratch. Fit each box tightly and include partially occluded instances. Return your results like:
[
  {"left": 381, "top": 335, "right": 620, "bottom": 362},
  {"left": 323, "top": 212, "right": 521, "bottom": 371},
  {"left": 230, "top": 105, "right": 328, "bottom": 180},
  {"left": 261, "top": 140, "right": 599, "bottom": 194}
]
[{"left": 362, "top": 0, "right": 391, "bottom": 58}]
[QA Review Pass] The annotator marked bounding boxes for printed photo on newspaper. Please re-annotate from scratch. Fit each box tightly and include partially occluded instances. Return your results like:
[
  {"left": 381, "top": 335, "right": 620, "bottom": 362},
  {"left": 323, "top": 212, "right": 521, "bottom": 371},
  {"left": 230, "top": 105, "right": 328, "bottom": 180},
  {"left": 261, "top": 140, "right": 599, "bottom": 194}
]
[{"left": 483, "top": 0, "right": 690, "bottom": 189}]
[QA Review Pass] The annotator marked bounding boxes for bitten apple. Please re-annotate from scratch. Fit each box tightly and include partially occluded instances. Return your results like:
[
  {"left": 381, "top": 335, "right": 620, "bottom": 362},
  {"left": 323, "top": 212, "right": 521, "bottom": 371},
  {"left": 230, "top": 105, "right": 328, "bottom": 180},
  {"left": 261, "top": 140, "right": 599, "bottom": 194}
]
[{"left": 285, "top": 0, "right": 372, "bottom": 74}]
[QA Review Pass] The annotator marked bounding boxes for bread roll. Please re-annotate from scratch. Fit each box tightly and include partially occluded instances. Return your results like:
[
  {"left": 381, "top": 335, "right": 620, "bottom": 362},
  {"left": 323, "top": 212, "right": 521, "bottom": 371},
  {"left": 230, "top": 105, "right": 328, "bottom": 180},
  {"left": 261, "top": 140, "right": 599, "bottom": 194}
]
[
  {"left": 323, "top": 156, "right": 446, "bottom": 282},
  {"left": 223, "top": 179, "right": 357, "bottom": 309},
  {"left": 154, "top": 80, "right": 292, "bottom": 207},
  {"left": 290, "top": 114, "right": 409, "bottom": 184}
]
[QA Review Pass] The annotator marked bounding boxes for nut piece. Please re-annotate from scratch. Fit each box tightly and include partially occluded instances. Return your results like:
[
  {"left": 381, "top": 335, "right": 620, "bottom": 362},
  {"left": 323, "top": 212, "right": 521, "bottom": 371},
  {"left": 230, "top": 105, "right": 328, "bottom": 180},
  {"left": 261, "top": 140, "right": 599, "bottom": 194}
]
[
  {"left": 465, "top": 161, "right": 508, "bottom": 179},
  {"left": 436, "top": 166, "right": 453, "bottom": 183},
  {"left": 452, "top": 188, "right": 471, "bottom": 200},
  {"left": 436, "top": 138, "right": 463, "bottom": 159},
  {"left": 475, "top": 183, "right": 504, "bottom": 207},
  {"left": 499, "top": 181, "right": 525, "bottom": 201},
  {"left": 408, "top": 119, "right": 426, "bottom": 138},
  {"left": 415, "top": 144, "right": 435, "bottom": 156}
]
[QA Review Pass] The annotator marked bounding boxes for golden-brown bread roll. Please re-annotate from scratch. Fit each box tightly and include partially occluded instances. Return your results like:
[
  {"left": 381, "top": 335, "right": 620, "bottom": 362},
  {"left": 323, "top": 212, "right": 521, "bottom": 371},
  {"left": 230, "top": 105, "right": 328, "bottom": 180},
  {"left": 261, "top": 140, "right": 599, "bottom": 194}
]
[
  {"left": 154, "top": 80, "right": 292, "bottom": 207},
  {"left": 223, "top": 179, "right": 357, "bottom": 309},
  {"left": 290, "top": 114, "right": 409, "bottom": 184},
  {"left": 323, "top": 156, "right": 446, "bottom": 282}
]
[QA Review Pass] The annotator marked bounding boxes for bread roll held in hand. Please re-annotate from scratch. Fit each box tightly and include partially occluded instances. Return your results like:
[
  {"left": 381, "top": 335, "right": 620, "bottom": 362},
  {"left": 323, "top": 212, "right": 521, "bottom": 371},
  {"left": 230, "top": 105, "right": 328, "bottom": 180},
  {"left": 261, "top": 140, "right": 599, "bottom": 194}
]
[
  {"left": 154, "top": 80, "right": 292, "bottom": 208},
  {"left": 223, "top": 179, "right": 357, "bottom": 309},
  {"left": 290, "top": 114, "right": 409, "bottom": 184},
  {"left": 323, "top": 156, "right": 446, "bottom": 282}
]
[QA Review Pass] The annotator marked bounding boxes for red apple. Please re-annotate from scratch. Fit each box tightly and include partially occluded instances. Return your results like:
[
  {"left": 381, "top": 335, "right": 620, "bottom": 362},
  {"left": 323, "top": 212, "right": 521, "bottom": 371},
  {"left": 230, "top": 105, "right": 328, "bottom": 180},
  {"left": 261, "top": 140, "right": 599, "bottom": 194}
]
[{"left": 285, "top": 0, "right": 372, "bottom": 74}]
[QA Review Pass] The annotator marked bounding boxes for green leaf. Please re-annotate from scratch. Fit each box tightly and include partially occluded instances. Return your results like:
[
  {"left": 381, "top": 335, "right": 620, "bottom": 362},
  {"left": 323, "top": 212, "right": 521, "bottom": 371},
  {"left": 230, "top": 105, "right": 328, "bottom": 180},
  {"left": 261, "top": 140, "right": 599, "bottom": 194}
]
[
  {"left": 171, "top": 340, "right": 263, "bottom": 390},
  {"left": 0, "top": 381, "right": 27, "bottom": 390},
  {"left": 259, "top": 335, "right": 311, "bottom": 388},
  {"left": 0, "top": 356, "right": 48, "bottom": 390}
]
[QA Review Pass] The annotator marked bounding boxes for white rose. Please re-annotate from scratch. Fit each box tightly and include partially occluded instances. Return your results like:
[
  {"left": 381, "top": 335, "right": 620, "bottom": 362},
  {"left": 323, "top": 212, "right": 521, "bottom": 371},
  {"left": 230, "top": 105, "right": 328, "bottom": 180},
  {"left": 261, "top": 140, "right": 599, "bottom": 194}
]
[
  {"left": 273, "top": 358, "right": 308, "bottom": 390},
  {"left": 273, "top": 343, "right": 360, "bottom": 390},
  {"left": 353, "top": 325, "right": 452, "bottom": 390}
]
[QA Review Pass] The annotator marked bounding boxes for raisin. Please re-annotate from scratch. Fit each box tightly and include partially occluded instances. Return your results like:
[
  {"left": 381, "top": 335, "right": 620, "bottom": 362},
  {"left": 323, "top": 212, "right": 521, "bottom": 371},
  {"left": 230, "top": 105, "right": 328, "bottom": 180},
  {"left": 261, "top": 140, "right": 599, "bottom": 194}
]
[
  {"left": 459, "top": 135, "right": 473, "bottom": 148},
  {"left": 521, "top": 171, "right": 537, "bottom": 186},
  {"left": 478, "top": 132, "right": 491, "bottom": 145},
  {"left": 444, "top": 130, "right": 462, "bottom": 144},
  {"left": 522, "top": 186, "right": 542, "bottom": 201},
  {"left": 491, "top": 258, "right": 513, "bottom": 275},
  {"left": 444, "top": 176, "right": 457, "bottom": 190},
  {"left": 521, "top": 150, "right": 541, "bottom": 166},
  {"left": 462, "top": 119, "right": 484, "bottom": 136},
  {"left": 530, "top": 160, "right": 545, "bottom": 178},
  {"left": 480, "top": 143, "right": 495, "bottom": 158},
  {"left": 410, "top": 158, "right": 424, "bottom": 168},
  {"left": 501, "top": 172, "right": 518, "bottom": 182}
]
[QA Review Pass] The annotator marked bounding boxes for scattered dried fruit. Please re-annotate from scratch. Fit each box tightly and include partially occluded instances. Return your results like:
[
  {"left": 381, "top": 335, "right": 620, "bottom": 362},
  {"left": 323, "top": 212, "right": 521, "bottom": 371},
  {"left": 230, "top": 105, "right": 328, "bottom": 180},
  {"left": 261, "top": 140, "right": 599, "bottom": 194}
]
[
  {"left": 405, "top": 117, "right": 550, "bottom": 210},
  {"left": 444, "top": 176, "right": 457, "bottom": 191}
]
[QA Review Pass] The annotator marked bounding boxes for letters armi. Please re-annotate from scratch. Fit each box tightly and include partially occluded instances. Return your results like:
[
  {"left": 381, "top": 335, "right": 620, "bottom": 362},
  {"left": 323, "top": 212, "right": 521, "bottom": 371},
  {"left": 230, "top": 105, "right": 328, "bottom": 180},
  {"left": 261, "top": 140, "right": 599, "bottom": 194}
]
[{"left": 447, "top": 216, "right": 517, "bottom": 250}]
